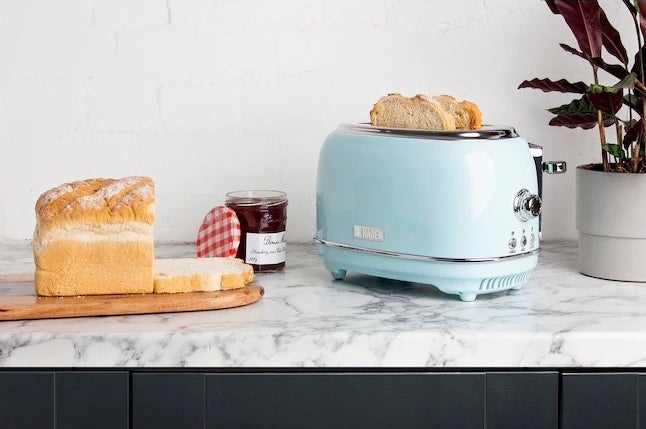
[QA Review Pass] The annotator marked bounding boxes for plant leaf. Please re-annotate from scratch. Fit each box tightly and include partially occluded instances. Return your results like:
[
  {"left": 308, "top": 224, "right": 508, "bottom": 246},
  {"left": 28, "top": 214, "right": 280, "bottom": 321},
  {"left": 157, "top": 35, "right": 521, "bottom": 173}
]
[
  {"left": 548, "top": 113, "right": 615, "bottom": 129},
  {"left": 623, "top": 1, "right": 646, "bottom": 76},
  {"left": 545, "top": 0, "right": 560, "bottom": 15},
  {"left": 547, "top": 95, "right": 621, "bottom": 117},
  {"left": 547, "top": 96, "right": 596, "bottom": 114},
  {"left": 631, "top": 45, "right": 646, "bottom": 82},
  {"left": 623, "top": 93, "right": 644, "bottom": 114},
  {"left": 518, "top": 78, "right": 587, "bottom": 93},
  {"left": 637, "top": 1, "right": 646, "bottom": 42},
  {"left": 602, "top": 143, "right": 627, "bottom": 158},
  {"left": 610, "top": 72, "right": 637, "bottom": 91},
  {"left": 624, "top": 119, "right": 643, "bottom": 147},
  {"left": 553, "top": 0, "right": 602, "bottom": 58},
  {"left": 600, "top": 10, "right": 629, "bottom": 65},
  {"left": 587, "top": 89, "right": 624, "bottom": 115},
  {"left": 560, "top": 43, "right": 628, "bottom": 80}
]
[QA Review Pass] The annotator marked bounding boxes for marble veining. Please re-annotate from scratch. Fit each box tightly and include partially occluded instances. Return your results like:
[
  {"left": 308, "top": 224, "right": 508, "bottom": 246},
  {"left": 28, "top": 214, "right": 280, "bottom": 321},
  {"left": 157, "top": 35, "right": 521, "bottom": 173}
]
[{"left": 0, "top": 240, "right": 645, "bottom": 367}]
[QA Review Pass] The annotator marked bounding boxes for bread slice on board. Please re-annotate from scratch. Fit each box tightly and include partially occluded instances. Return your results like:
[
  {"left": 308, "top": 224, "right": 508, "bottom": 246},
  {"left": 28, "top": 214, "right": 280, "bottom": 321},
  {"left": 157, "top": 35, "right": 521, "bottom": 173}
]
[
  {"left": 369, "top": 93, "right": 482, "bottom": 130},
  {"left": 153, "top": 257, "right": 254, "bottom": 293}
]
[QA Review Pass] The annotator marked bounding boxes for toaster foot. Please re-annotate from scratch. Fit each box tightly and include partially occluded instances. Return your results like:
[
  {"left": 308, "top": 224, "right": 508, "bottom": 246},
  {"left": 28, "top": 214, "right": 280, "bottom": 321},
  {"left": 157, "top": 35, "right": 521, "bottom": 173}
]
[
  {"left": 458, "top": 293, "right": 477, "bottom": 302},
  {"left": 329, "top": 268, "right": 347, "bottom": 280}
]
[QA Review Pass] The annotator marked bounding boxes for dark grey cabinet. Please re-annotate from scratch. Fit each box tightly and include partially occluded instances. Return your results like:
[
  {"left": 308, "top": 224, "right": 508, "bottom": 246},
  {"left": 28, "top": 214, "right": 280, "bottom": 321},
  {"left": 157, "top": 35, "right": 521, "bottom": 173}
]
[
  {"left": 132, "top": 373, "right": 206, "bottom": 429},
  {"left": 561, "top": 373, "right": 645, "bottom": 429},
  {"left": 206, "top": 373, "right": 485, "bottom": 429},
  {"left": 486, "top": 371, "right": 559, "bottom": 429},
  {"left": 0, "top": 369, "right": 644, "bottom": 428},
  {"left": 56, "top": 371, "right": 129, "bottom": 429},
  {"left": 0, "top": 370, "right": 128, "bottom": 429},
  {"left": 0, "top": 371, "right": 55, "bottom": 429}
]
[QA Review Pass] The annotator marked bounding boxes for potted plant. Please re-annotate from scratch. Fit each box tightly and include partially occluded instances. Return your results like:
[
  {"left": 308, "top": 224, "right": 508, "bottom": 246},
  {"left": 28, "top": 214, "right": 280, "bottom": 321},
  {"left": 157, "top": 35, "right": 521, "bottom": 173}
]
[{"left": 519, "top": 0, "right": 646, "bottom": 282}]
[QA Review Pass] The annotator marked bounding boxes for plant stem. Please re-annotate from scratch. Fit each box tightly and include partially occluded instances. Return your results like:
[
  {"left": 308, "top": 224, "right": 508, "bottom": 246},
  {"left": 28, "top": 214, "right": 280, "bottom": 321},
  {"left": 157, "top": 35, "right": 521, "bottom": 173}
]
[
  {"left": 636, "top": 98, "right": 646, "bottom": 172},
  {"left": 616, "top": 122, "right": 625, "bottom": 172},
  {"left": 594, "top": 68, "right": 610, "bottom": 171}
]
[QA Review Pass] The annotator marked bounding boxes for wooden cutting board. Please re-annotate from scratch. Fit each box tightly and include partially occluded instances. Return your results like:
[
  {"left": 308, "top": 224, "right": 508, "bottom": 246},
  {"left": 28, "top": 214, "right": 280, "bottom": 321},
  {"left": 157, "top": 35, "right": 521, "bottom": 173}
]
[{"left": 0, "top": 274, "right": 264, "bottom": 321}]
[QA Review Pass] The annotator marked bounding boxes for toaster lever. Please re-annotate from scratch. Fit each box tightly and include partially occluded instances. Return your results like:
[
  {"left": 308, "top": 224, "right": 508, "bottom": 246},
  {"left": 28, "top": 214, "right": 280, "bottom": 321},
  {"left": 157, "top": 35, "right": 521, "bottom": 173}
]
[
  {"left": 542, "top": 161, "right": 567, "bottom": 174},
  {"left": 514, "top": 189, "right": 542, "bottom": 221}
]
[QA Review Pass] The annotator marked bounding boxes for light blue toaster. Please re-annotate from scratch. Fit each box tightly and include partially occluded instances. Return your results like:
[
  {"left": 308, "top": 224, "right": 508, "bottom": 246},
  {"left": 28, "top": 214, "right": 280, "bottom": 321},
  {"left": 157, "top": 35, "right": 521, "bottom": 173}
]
[{"left": 315, "top": 123, "right": 549, "bottom": 301}]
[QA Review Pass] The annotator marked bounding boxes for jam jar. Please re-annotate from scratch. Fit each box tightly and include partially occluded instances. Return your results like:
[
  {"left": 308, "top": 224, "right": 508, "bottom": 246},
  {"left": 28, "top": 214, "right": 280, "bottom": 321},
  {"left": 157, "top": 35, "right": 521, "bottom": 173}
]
[{"left": 225, "top": 190, "right": 287, "bottom": 272}]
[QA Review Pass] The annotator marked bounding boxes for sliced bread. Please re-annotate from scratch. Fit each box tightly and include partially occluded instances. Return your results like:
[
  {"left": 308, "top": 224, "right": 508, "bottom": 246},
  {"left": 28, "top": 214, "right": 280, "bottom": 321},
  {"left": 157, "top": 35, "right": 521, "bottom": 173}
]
[
  {"left": 369, "top": 93, "right": 482, "bottom": 130},
  {"left": 369, "top": 93, "right": 456, "bottom": 130},
  {"left": 153, "top": 257, "right": 254, "bottom": 293}
]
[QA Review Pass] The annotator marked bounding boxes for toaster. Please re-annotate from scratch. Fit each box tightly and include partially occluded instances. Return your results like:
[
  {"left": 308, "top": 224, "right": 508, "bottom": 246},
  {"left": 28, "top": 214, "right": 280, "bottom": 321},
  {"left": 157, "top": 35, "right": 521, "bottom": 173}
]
[{"left": 315, "top": 123, "right": 565, "bottom": 301}]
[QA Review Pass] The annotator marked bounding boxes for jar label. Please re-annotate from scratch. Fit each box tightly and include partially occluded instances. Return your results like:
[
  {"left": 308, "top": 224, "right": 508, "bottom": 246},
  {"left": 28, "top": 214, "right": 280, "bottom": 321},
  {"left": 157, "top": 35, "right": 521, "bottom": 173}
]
[{"left": 245, "top": 231, "right": 286, "bottom": 265}]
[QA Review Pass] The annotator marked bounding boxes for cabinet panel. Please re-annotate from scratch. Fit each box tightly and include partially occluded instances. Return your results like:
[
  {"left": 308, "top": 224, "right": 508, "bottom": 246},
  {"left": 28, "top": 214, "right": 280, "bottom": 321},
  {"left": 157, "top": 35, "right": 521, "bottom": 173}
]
[
  {"left": 639, "top": 375, "right": 646, "bottom": 429},
  {"left": 0, "top": 371, "right": 55, "bottom": 428},
  {"left": 562, "top": 373, "right": 637, "bottom": 429},
  {"left": 132, "top": 373, "right": 205, "bottom": 429},
  {"left": 206, "top": 372, "right": 485, "bottom": 429},
  {"left": 56, "top": 371, "right": 129, "bottom": 429},
  {"left": 486, "top": 371, "right": 558, "bottom": 429}
]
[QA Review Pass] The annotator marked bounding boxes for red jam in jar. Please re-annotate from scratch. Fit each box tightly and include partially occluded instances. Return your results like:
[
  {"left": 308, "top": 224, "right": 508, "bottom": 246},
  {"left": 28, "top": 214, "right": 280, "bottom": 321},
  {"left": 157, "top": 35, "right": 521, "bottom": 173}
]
[{"left": 225, "top": 190, "right": 287, "bottom": 272}]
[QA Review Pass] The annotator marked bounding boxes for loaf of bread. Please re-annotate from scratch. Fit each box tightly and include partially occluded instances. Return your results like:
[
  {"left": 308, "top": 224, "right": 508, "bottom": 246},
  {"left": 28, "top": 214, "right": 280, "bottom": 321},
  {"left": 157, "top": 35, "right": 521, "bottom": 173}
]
[
  {"left": 369, "top": 93, "right": 482, "bottom": 130},
  {"left": 33, "top": 176, "right": 155, "bottom": 296},
  {"left": 153, "top": 257, "right": 254, "bottom": 293}
]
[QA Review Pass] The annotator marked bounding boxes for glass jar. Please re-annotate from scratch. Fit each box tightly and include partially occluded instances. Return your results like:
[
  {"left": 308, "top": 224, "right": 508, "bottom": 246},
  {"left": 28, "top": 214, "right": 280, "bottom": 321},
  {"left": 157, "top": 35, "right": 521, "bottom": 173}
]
[{"left": 225, "top": 190, "right": 288, "bottom": 272}]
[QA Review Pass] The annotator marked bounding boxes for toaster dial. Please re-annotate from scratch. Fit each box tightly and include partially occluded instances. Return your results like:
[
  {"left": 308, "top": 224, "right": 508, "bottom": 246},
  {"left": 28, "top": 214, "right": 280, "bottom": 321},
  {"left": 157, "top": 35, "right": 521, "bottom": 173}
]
[{"left": 514, "top": 189, "right": 542, "bottom": 221}]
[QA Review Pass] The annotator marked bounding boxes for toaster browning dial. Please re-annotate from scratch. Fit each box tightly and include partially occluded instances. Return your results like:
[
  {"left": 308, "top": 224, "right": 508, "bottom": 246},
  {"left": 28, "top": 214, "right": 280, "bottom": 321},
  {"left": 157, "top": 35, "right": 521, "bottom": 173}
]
[{"left": 513, "top": 189, "right": 542, "bottom": 222}]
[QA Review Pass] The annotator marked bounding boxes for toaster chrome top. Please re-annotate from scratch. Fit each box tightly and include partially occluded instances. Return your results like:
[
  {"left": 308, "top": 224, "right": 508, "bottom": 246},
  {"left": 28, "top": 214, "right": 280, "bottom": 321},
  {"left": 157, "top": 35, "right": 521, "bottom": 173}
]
[{"left": 339, "top": 123, "right": 519, "bottom": 140}]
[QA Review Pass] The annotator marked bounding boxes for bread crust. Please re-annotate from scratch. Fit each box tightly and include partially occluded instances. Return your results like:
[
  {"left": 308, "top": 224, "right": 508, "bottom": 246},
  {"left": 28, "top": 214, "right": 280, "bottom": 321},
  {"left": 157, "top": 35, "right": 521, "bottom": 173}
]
[
  {"left": 221, "top": 264, "right": 254, "bottom": 290},
  {"left": 459, "top": 100, "right": 483, "bottom": 129},
  {"left": 35, "top": 176, "right": 155, "bottom": 234}
]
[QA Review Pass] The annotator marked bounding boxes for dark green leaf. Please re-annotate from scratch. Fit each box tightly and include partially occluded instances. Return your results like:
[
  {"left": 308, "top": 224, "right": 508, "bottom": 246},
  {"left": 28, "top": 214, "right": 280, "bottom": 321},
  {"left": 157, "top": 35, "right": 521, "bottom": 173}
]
[
  {"left": 611, "top": 72, "right": 637, "bottom": 91},
  {"left": 602, "top": 143, "right": 627, "bottom": 158},
  {"left": 547, "top": 96, "right": 596, "bottom": 114}
]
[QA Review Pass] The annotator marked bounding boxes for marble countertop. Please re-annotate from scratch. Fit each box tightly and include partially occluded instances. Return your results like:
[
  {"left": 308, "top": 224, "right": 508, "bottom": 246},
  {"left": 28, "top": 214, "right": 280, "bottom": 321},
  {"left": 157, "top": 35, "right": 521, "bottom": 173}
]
[{"left": 0, "top": 240, "right": 645, "bottom": 368}]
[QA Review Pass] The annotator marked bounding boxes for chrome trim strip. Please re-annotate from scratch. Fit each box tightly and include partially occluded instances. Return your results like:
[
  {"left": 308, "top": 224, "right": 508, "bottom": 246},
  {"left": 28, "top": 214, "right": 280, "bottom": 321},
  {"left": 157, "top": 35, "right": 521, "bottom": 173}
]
[
  {"left": 338, "top": 123, "right": 519, "bottom": 140},
  {"left": 313, "top": 237, "right": 540, "bottom": 263}
]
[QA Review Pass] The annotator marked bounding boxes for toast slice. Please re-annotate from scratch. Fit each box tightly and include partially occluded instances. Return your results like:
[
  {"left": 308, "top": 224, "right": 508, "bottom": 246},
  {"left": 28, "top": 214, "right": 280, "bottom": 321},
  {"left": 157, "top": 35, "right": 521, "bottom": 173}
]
[
  {"left": 431, "top": 95, "right": 482, "bottom": 130},
  {"left": 369, "top": 93, "right": 456, "bottom": 130},
  {"left": 153, "top": 257, "right": 254, "bottom": 293},
  {"left": 369, "top": 93, "right": 482, "bottom": 130}
]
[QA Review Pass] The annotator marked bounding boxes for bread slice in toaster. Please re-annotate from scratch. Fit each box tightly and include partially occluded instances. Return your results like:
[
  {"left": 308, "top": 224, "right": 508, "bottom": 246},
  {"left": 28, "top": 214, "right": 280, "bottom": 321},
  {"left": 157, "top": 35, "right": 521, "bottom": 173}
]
[
  {"left": 369, "top": 93, "right": 456, "bottom": 130},
  {"left": 431, "top": 95, "right": 483, "bottom": 130},
  {"left": 369, "top": 92, "right": 482, "bottom": 130}
]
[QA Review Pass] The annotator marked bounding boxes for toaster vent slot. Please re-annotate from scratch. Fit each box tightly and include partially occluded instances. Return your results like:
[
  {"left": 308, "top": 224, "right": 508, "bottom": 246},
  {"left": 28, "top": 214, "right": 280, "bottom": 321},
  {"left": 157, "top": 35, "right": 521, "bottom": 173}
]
[{"left": 478, "top": 271, "right": 531, "bottom": 291}]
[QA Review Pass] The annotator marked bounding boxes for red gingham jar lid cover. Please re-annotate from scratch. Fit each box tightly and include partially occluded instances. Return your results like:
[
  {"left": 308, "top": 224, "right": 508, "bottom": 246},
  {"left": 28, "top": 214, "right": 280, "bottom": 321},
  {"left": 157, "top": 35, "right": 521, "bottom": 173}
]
[{"left": 196, "top": 206, "right": 241, "bottom": 258}]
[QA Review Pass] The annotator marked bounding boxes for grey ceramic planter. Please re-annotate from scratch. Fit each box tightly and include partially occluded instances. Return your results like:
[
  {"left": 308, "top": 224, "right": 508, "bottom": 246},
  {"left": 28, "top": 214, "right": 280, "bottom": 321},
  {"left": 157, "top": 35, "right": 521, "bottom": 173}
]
[{"left": 576, "top": 165, "right": 646, "bottom": 282}]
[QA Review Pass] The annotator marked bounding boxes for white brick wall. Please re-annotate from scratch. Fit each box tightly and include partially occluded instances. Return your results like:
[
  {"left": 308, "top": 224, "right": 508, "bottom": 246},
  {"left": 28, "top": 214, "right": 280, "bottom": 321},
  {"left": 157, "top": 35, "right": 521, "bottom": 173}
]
[
  {"left": 0, "top": 0, "right": 630, "bottom": 243},
  {"left": 93, "top": 0, "right": 169, "bottom": 30}
]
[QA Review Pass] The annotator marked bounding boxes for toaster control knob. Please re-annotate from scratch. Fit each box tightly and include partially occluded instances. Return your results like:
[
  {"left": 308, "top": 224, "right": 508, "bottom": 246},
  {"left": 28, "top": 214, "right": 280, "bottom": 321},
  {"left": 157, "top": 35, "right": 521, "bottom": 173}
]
[{"left": 514, "top": 189, "right": 542, "bottom": 222}]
